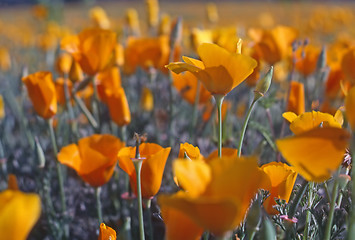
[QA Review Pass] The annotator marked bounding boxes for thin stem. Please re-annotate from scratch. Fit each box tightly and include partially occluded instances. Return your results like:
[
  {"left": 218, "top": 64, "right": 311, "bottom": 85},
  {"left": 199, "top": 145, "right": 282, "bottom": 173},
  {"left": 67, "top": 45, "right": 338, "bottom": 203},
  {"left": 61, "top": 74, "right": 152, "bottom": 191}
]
[
  {"left": 73, "top": 94, "right": 98, "bottom": 131},
  {"left": 324, "top": 176, "right": 339, "bottom": 240},
  {"left": 47, "top": 118, "right": 66, "bottom": 213},
  {"left": 91, "top": 75, "right": 101, "bottom": 129},
  {"left": 214, "top": 95, "right": 224, "bottom": 158},
  {"left": 337, "top": 168, "right": 349, "bottom": 207},
  {"left": 63, "top": 76, "right": 78, "bottom": 141},
  {"left": 95, "top": 187, "right": 103, "bottom": 224},
  {"left": 238, "top": 100, "right": 257, "bottom": 157},
  {"left": 133, "top": 160, "right": 145, "bottom": 240},
  {"left": 144, "top": 199, "right": 154, "bottom": 240},
  {"left": 303, "top": 182, "right": 315, "bottom": 240}
]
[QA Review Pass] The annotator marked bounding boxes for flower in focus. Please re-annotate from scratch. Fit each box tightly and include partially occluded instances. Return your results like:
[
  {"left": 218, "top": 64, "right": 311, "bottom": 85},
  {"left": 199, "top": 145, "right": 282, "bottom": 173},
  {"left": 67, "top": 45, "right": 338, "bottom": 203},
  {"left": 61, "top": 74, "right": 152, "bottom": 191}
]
[
  {"left": 98, "top": 223, "right": 116, "bottom": 240},
  {"left": 159, "top": 156, "right": 269, "bottom": 236},
  {"left": 277, "top": 111, "right": 349, "bottom": 182},
  {"left": 105, "top": 87, "right": 131, "bottom": 127},
  {"left": 0, "top": 188, "right": 41, "bottom": 240},
  {"left": 172, "top": 71, "right": 211, "bottom": 105},
  {"left": 287, "top": 81, "right": 305, "bottom": 115},
  {"left": 22, "top": 71, "right": 57, "bottom": 119},
  {"left": 57, "top": 134, "right": 125, "bottom": 187},
  {"left": 61, "top": 28, "right": 117, "bottom": 76},
  {"left": 167, "top": 43, "right": 257, "bottom": 96},
  {"left": 282, "top": 110, "right": 342, "bottom": 135},
  {"left": 261, "top": 162, "right": 297, "bottom": 214},
  {"left": 178, "top": 142, "right": 204, "bottom": 161},
  {"left": 118, "top": 143, "right": 171, "bottom": 199}
]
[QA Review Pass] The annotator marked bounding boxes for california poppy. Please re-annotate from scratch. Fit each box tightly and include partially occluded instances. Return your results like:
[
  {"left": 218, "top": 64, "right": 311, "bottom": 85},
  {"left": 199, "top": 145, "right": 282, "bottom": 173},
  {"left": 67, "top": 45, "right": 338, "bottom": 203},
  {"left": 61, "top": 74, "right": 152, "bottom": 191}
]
[
  {"left": 89, "top": 7, "right": 111, "bottom": 30},
  {"left": 261, "top": 162, "right": 297, "bottom": 214},
  {"left": 0, "top": 47, "right": 11, "bottom": 71},
  {"left": 345, "top": 86, "right": 355, "bottom": 131},
  {"left": 295, "top": 44, "right": 321, "bottom": 77},
  {"left": 96, "top": 66, "right": 122, "bottom": 104},
  {"left": 178, "top": 142, "right": 204, "bottom": 161},
  {"left": 166, "top": 43, "right": 257, "bottom": 96},
  {"left": 287, "top": 81, "right": 305, "bottom": 115},
  {"left": 105, "top": 87, "right": 131, "bottom": 127},
  {"left": 118, "top": 143, "right": 171, "bottom": 199},
  {"left": 61, "top": 28, "right": 117, "bottom": 76},
  {"left": 57, "top": 134, "right": 125, "bottom": 187},
  {"left": 140, "top": 87, "right": 154, "bottom": 112},
  {"left": 172, "top": 71, "right": 211, "bottom": 105},
  {"left": 98, "top": 223, "right": 116, "bottom": 240},
  {"left": 22, "top": 71, "right": 57, "bottom": 119},
  {"left": 0, "top": 189, "right": 41, "bottom": 240},
  {"left": 341, "top": 47, "right": 355, "bottom": 85},
  {"left": 276, "top": 127, "right": 349, "bottom": 182},
  {"left": 159, "top": 156, "right": 269, "bottom": 236},
  {"left": 56, "top": 52, "right": 72, "bottom": 76}
]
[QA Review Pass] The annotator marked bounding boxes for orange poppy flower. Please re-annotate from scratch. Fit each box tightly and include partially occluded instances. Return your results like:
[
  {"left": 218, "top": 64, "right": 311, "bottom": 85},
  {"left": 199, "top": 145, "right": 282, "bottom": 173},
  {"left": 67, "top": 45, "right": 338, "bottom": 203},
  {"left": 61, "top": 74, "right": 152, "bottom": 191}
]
[
  {"left": 282, "top": 111, "right": 342, "bottom": 135},
  {"left": 69, "top": 60, "right": 84, "bottom": 82},
  {"left": 205, "top": 148, "right": 237, "bottom": 162},
  {"left": 22, "top": 71, "right": 57, "bottom": 119},
  {"left": 295, "top": 45, "right": 321, "bottom": 77},
  {"left": 55, "top": 78, "right": 73, "bottom": 106},
  {"left": 123, "top": 36, "right": 177, "bottom": 74},
  {"left": 261, "top": 162, "right": 297, "bottom": 215},
  {"left": 61, "top": 28, "right": 117, "bottom": 76},
  {"left": 160, "top": 205, "right": 203, "bottom": 240},
  {"left": 57, "top": 134, "right": 125, "bottom": 187},
  {"left": 96, "top": 66, "right": 122, "bottom": 104},
  {"left": 98, "top": 223, "right": 116, "bottom": 240},
  {"left": 0, "top": 47, "right": 11, "bottom": 72},
  {"left": 166, "top": 43, "right": 257, "bottom": 96},
  {"left": 341, "top": 47, "right": 355, "bottom": 85},
  {"left": 249, "top": 25, "right": 298, "bottom": 65},
  {"left": 172, "top": 71, "right": 211, "bottom": 105},
  {"left": 105, "top": 87, "right": 131, "bottom": 127},
  {"left": 89, "top": 7, "right": 111, "bottom": 30},
  {"left": 146, "top": 0, "right": 159, "bottom": 28},
  {"left": 0, "top": 189, "right": 41, "bottom": 240},
  {"left": 56, "top": 52, "right": 72, "bottom": 76},
  {"left": 287, "top": 81, "right": 305, "bottom": 115},
  {"left": 325, "top": 67, "right": 345, "bottom": 99},
  {"left": 159, "top": 156, "right": 269, "bottom": 236},
  {"left": 178, "top": 142, "right": 204, "bottom": 161},
  {"left": 118, "top": 143, "right": 171, "bottom": 199},
  {"left": 276, "top": 127, "right": 349, "bottom": 182}
]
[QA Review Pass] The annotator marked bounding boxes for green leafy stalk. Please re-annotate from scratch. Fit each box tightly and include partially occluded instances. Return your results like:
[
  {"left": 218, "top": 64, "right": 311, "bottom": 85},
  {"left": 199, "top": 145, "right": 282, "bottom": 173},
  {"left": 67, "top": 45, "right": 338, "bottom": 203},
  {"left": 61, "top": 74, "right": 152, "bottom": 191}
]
[
  {"left": 95, "top": 187, "right": 103, "bottom": 224},
  {"left": 214, "top": 95, "right": 224, "bottom": 158}
]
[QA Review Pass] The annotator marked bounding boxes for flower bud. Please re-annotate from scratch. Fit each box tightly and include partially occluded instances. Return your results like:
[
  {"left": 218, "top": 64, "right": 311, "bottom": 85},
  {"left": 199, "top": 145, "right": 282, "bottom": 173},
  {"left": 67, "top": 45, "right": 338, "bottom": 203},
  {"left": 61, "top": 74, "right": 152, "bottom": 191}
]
[{"left": 254, "top": 66, "right": 273, "bottom": 101}]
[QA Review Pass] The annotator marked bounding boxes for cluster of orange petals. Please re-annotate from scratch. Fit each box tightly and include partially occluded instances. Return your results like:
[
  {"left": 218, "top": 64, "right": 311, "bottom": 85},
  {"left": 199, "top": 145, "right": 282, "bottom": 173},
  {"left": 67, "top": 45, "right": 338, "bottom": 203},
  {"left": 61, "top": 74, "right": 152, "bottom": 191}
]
[
  {"left": 118, "top": 143, "right": 171, "bottom": 199},
  {"left": 57, "top": 134, "right": 125, "bottom": 187}
]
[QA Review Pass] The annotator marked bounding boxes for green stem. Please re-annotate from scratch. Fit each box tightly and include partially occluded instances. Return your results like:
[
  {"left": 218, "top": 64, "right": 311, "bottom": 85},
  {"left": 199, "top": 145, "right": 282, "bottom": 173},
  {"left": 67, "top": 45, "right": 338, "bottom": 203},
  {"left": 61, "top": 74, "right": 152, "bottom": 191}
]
[
  {"left": 303, "top": 182, "right": 315, "bottom": 240},
  {"left": 73, "top": 94, "right": 98, "bottom": 131},
  {"left": 238, "top": 100, "right": 257, "bottom": 157},
  {"left": 324, "top": 175, "right": 339, "bottom": 240},
  {"left": 91, "top": 76, "right": 101, "bottom": 129},
  {"left": 346, "top": 135, "right": 355, "bottom": 239},
  {"left": 48, "top": 118, "right": 66, "bottom": 213},
  {"left": 95, "top": 187, "right": 103, "bottom": 224},
  {"left": 337, "top": 168, "right": 349, "bottom": 207},
  {"left": 63, "top": 76, "right": 78, "bottom": 141},
  {"left": 144, "top": 199, "right": 154, "bottom": 240},
  {"left": 214, "top": 95, "right": 224, "bottom": 158},
  {"left": 133, "top": 159, "right": 145, "bottom": 240}
]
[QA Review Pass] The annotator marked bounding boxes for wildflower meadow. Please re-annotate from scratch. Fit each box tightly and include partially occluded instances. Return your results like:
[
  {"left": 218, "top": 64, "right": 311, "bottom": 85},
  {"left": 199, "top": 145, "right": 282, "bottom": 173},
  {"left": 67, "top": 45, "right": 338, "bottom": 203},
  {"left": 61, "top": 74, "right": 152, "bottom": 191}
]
[{"left": 1, "top": 0, "right": 355, "bottom": 239}]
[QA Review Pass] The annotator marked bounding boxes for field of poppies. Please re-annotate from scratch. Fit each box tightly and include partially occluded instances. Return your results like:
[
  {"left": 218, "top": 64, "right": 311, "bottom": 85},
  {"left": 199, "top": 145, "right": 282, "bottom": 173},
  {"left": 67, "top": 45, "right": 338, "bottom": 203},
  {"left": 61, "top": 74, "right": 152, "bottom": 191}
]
[{"left": 2, "top": 0, "right": 355, "bottom": 239}]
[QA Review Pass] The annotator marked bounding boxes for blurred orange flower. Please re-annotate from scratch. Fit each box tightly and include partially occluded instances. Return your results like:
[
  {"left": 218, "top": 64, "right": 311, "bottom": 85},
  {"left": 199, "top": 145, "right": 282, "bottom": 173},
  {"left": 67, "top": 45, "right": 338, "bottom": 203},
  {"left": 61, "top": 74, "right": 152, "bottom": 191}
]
[
  {"left": 159, "top": 156, "right": 269, "bottom": 236},
  {"left": 345, "top": 86, "right": 355, "bottom": 131},
  {"left": 56, "top": 52, "right": 73, "bottom": 76},
  {"left": 0, "top": 189, "right": 41, "bottom": 240},
  {"left": 61, "top": 28, "right": 117, "bottom": 76},
  {"left": 55, "top": 77, "right": 73, "bottom": 105},
  {"left": 261, "top": 162, "right": 297, "bottom": 214},
  {"left": 341, "top": 47, "right": 355, "bottom": 85},
  {"left": 98, "top": 223, "right": 116, "bottom": 240},
  {"left": 22, "top": 71, "right": 57, "bottom": 119},
  {"left": 295, "top": 45, "right": 320, "bottom": 76},
  {"left": 90, "top": 7, "right": 111, "bottom": 29},
  {"left": 96, "top": 66, "right": 122, "bottom": 104},
  {"left": 178, "top": 142, "right": 204, "bottom": 161},
  {"left": 167, "top": 43, "right": 257, "bottom": 96},
  {"left": 57, "top": 134, "right": 125, "bottom": 187},
  {"left": 172, "top": 71, "right": 211, "bottom": 105},
  {"left": 69, "top": 60, "right": 84, "bottom": 82},
  {"left": 287, "top": 81, "right": 305, "bottom": 115},
  {"left": 105, "top": 87, "right": 131, "bottom": 127},
  {"left": 140, "top": 87, "right": 154, "bottom": 112},
  {"left": 0, "top": 47, "right": 11, "bottom": 71},
  {"left": 249, "top": 25, "right": 297, "bottom": 65},
  {"left": 118, "top": 143, "right": 171, "bottom": 199}
]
